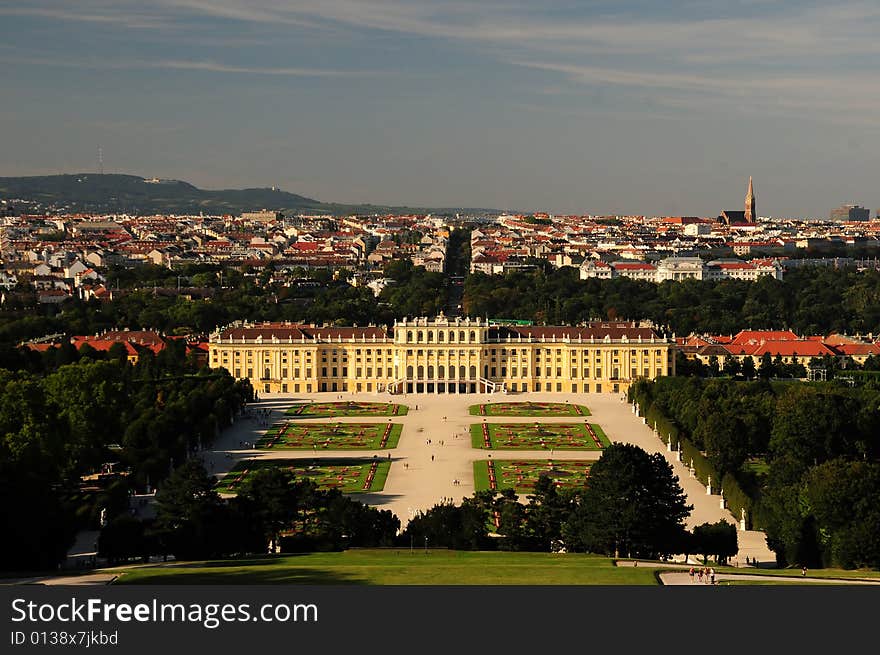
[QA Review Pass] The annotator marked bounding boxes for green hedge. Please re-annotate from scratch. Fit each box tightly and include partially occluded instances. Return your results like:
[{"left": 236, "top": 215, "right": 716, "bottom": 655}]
[{"left": 631, "top": 384, "right": 761, "bottom": 530}]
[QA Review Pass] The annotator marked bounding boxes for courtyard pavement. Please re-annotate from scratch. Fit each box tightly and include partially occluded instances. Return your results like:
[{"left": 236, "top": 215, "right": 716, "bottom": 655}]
[{"left": 203, "top": 390, "right": 777, "bottom": 565}]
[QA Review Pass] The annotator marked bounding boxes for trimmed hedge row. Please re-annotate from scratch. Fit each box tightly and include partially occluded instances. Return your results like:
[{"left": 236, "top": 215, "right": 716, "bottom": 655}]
[{"left": 630, "top": 384, "right": 759, "bottom": 530}]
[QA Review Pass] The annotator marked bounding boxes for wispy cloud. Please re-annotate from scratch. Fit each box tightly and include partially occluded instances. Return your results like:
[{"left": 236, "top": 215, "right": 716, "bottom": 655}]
[
  {"left": 6, "top": 1, "right": 880, "bottom": 126},
  {"left": 0, "top": 4, "right": 169, "bottom": 29},
  {"left": 5, "top": 54, "right": 379, "bottom": 78},
  {"left": 512, "top": 59, "right": 880, "bottom": 127}
]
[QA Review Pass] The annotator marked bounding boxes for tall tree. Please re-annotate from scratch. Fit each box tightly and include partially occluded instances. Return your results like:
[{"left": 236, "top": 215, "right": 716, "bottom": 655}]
[{"left": 564, "top": 444, "right": 692, "bottom": 558}]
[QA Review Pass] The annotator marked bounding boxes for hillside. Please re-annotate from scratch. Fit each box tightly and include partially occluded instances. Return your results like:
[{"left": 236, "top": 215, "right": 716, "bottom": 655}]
[{"left": 0, "top": 173, "right": 499, "bottom": 216}]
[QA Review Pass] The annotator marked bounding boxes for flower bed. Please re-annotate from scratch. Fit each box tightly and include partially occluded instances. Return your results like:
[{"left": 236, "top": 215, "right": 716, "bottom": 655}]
[
  {"left": 256, "top": 422, "right": 402, "bottom": 449},
  {"left": 468, "top": 402, "right": 590, "bottom": 417},
  {"left": 285, "top": 402, "right": 409, "bottom": 417},
  {"left": 470, "top": 422, "right": 610, "bottom": 450},
  {"left": 474, "top": 460, "right": 593, "bottom": 493},
  {"left": 216, "top": 459, "right": 391, "bottom": 494}
]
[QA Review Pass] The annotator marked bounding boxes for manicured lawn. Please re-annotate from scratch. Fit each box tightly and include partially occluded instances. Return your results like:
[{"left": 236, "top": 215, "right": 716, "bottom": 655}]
[
  {"left": 470, "top": 422, "right": 610, "bottom": 449},
  {"left": 742, "top": 458, "right": 770, "bottom": 476},
  {"left": 469, "top": 402, "right": 590, "bottom": 417},
  {"left": 256, "top": 422, "right": 402, "bottom": 449},
  {"left": 286, "top": 402, "right": 408, "bottom": 417},
  {"left": 216, "top": 459, "right": 391, "bottom": 494},
  {"left": 474, "top": 460, "right": 593, "bottom": 493},
  {"left": 111, "top": 550, "right": 659, "bottom": 585}
]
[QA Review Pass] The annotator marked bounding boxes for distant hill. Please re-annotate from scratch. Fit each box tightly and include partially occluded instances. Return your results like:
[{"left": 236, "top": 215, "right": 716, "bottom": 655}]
[{"left": 0, "top": 173, "right": 500, "bottom": 217}]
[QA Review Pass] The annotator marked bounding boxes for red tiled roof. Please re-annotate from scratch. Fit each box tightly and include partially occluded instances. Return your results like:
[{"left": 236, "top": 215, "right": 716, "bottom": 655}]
[
  {"left": 730, "top": 330, "right": 800, "bottom": 346},
  {"left": 73, "top": 340, "right": 140, "bottom": 356},
  {"left": 612, "top": 262, "right": 656, "bottom": 270},
  {"left": 490, "top": 324, "right": 661, "bottom": 341},
  {"left": 833, "top": 343, "right": 880, "bottom": 356},
  {"left": 724, "top": 340, "right": 835, "bottom": 357},
  {"left": 23, "top": 343, "right": 55, "bottom": 352},
  {"left": 219, "top": 325, "right": 389, "bottom": 341},
  {"left": 714, "top": 262, "right": 755, "bottom": 270}
]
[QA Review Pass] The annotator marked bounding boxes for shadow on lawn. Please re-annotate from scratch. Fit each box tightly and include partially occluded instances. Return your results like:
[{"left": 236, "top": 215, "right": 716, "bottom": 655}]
[{"left": 121, "top": 568, "right": 370, "bottom": 585}]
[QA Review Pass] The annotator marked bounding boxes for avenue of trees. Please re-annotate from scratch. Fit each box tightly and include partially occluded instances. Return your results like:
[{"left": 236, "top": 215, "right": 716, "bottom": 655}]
[
  {"left": 631, "top": 377, "right": 880, "bottom": 569},
  {"left": 0, "top": 343, "right": 252, "bottom": 570}
]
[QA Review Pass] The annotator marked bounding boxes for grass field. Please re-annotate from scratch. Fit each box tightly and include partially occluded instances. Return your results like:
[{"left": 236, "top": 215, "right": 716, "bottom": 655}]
[
  {"left": 471, "top": 422, "right": 610, "bottom": 449},
  {"left": 110, "top": 550, "right": 659, "bottom": 585},
  {"left": 473, "top": 460, "right": 593, "bottom": 493},
  {"left": 469, "top": 402, "right": 590, "bottom": 417},
  {"left": 286, "top": 402, "right": 408, "bottom": 418},
  {"left": 216, "top": 459, "right": 391, "bottom": 494},
  {"left": 257, "top": 422, "right": 402, "bottom": 449}
]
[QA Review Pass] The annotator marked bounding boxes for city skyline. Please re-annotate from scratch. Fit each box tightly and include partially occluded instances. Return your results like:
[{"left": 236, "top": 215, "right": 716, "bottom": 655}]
[{"left": 1, "top": 1, "right": 879, "bottom": 217}]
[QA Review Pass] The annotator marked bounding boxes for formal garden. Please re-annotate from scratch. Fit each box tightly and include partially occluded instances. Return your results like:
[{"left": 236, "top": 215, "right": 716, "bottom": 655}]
[
  {"left": 469, "top": 401, "right": 590, "bottom": 417},
  {"left": 473, "top": 459, "right": 593, "bottom": 493},
  {"left": 256, "top": 422, "right": 402, "bottom": 449},
  {"left": 216, "top": 458, "right": 391, "bottom": 494},
  {"left": 470, "top": 421, "right": 610, "bottom": 449},
  {"left": 286, "top": 401, "right": 408, "bottom": 417}
]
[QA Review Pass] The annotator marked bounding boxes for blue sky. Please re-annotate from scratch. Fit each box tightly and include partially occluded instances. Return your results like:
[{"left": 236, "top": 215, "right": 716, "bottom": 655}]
[{"left": 1, "top": 0, "right": 879, "bottom": 217}]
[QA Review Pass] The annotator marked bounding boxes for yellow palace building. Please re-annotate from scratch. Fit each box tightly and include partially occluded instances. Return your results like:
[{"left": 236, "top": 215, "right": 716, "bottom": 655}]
[{"left": 208, "top": 315, "right": 674, "bottom": 395}]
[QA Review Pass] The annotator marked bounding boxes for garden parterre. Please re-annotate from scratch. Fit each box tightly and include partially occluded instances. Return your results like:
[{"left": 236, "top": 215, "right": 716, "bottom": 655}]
[
  {"left": 257, "top": 422, "right": 402, "bottom": 449},
  {"left": 471, "top": 421, "right": 609, "bottom": 450},
  {"left": 216, "top": 458, "right": 391, "bottom": 494},
  {"left": 474, "top": 459, "right": 593, "bottom": 493},
  {"left": 286, "top": 401, "right": 408, "bottom": 418},
  {"left": 469, "top": 401, "right": 590, "bottom": 417}
]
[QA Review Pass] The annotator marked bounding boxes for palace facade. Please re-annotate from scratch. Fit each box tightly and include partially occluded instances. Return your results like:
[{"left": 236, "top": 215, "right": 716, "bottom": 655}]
[{"left": 208, "top": 316, "right": 674, "bottom": 395}]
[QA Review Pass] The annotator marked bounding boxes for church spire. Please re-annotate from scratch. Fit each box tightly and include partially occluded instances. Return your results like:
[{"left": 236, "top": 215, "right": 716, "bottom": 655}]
[{"left": 745, "top": 176, "right": 756, "bottom": 223}]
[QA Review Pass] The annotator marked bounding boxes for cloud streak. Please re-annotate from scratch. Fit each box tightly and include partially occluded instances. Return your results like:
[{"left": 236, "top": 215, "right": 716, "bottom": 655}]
[{"left": 5, "top": 54, "right": 379, "bottom": 78}]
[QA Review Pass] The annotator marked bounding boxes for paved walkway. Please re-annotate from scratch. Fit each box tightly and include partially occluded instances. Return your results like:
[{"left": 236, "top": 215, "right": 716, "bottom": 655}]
[
  {"left": 659, "top": 571, "right": 880, "bottom": 585},
  {"left": 203, "top": 390, "right": 777, "bottom": 564}
]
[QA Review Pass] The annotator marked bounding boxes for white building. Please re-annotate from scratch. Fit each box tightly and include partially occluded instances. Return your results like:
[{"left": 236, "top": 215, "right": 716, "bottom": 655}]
[{"left": 580, "top": 256, "right": 783, "bottom": 283}]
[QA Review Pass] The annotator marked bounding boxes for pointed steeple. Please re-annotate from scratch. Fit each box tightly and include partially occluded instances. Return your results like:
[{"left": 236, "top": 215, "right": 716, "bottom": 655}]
[{"left": 745, "top": 176, "right": 756, "bottom": 223}]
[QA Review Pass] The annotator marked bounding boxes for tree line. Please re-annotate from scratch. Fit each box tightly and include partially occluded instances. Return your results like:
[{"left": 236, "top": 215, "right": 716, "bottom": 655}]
[
  {"left": 464, "top": 266, "right": 880, "bottom": 335},
  {"left": 98, "top": 444, "right": 736, "bottom": 566},
  {"left": 7, "top": 255, "right": 880, "bottom": 345},
  {"left": 402, "top": 444, "right": 735, "bottom": 563},
  {"left": 0, "top": 259, "right": 449, "bottom": 345},
  {"left": 99, "top": 462, "right": 400, "bottom": 563},
  {"left": 630, "top": 377, "right": 880, "bottom": 569},
  {"left": 0, "top": 343, "right": 252, "bottom": 570}
]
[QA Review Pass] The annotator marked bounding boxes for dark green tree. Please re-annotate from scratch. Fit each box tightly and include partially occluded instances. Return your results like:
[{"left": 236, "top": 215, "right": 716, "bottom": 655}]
[{"left": 563, "top": 444, "right": 692, "bottom": 558}]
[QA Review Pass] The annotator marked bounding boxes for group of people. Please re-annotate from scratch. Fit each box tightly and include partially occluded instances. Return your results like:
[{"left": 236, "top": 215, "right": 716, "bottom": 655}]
[{"left": 689, "top": 567, "right": 716, "bottom": 585}]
